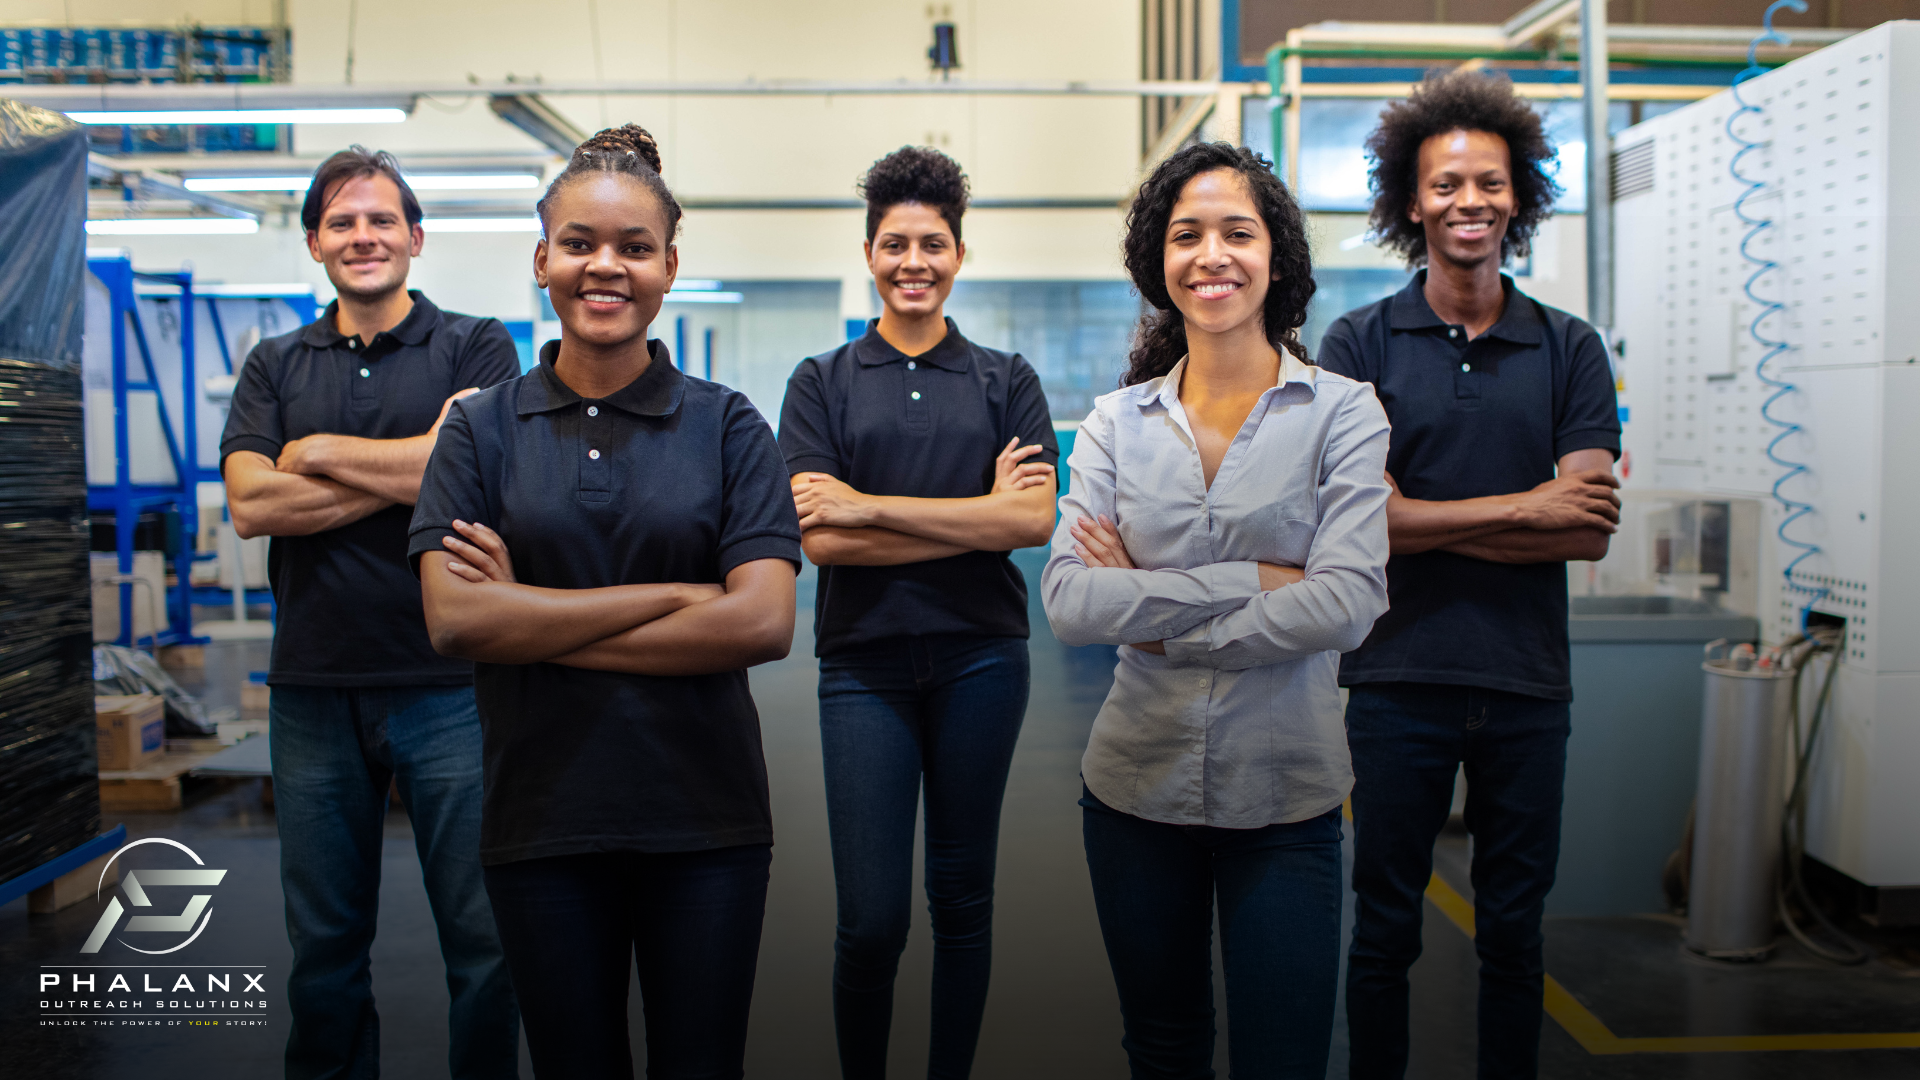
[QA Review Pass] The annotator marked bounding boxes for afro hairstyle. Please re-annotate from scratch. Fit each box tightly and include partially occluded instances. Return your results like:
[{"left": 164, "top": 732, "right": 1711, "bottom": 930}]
[
  {"left": 1364, "top": 69, "right": 1561, "bottom": 266},
  {"left": 857, "top": 146, "right": 970, "bottom": 242}
]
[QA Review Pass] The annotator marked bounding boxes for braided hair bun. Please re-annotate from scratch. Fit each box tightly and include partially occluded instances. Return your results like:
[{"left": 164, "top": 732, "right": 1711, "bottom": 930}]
[
  {"left": 575, "top": 123, "right": 663, "bottom": 174},
  {"left": 537, "top": 121, "right": 682, "bottom": 237}
]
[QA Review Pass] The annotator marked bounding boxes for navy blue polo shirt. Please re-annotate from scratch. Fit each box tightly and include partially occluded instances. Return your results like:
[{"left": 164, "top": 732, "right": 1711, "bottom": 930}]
[
  {"left": 777, "top": 319, "right": 1058, "bottom": 657},
  {"left": 407, "top": 339, "right": 802, "bottom": 863},
  {"left": 1317, "top": 272, "right": 1620, "bottom": 700},
  {"left": 218, "top": 291, "right": 520, "bottom": 687}
]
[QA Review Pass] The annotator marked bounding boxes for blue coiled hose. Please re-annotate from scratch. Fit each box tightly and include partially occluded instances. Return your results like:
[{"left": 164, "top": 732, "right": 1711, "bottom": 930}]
[{"left": 1726, "top": 0, "right": 1827, "bottom": 625}]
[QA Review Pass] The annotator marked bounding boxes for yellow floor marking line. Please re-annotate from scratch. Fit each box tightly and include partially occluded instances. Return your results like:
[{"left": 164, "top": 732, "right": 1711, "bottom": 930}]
[{"left": 1420, "top": 873, "right": 1920, "bottom": 1055}]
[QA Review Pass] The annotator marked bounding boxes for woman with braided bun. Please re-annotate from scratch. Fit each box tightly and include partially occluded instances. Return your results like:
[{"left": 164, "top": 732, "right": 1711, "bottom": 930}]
[
  {"left": 409, "top": 123, "right": 803, "bottom": 1078},
  {"left": 778, "top": 146, "right": 1058, "bottom": 1079}
]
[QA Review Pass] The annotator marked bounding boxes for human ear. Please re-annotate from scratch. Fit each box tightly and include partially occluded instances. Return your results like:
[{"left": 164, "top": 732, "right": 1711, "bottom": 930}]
[
  {"left": 305, "top": 231, "right": 323, "bottom": 264},
  {"left": 408, "top": 223, "right": 425, "bottom": 257},
  {"left": 532, "top": 238, "right": 549, "bottom": 290},
  {"left": 663, "top": 244, "right": 678, "bottom": 290}
]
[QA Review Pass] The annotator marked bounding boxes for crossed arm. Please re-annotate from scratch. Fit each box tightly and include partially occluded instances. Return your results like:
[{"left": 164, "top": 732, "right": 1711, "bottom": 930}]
[
  {"left": 792, "top": 437, "right": 1058, "bottom": 566},
  {"left": 225, "top": 389, "right": 476, "bottom": 538},
  {"left": 419, "top": 521, "right": 795, "bottom": 676},
  {"left": 1385, "top": 447, "right": 1620, "bottom": 564}
]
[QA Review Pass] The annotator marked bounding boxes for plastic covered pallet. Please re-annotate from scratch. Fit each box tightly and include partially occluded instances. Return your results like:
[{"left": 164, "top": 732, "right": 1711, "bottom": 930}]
[{"left": 0, "top": 98, "right": 97, "bottom": 886}]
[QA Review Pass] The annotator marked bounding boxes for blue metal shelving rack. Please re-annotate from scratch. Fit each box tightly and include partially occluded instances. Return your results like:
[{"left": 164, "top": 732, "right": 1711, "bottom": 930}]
[{"left": 86, "top": 255, "right": 318, "bottom": 647}]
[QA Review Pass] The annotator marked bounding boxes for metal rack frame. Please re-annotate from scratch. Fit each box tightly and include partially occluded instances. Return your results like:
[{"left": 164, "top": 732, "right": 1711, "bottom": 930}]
[{"left": 85, "top": 255, "right": 317, "bottom": 647}]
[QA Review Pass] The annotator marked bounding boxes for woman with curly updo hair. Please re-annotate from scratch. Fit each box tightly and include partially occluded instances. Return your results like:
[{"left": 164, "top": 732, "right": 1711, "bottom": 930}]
[
  {"left": 1041, "top": 141, "right": 1391, "bottom": 1076},
  {"left": 411, "top": 123, "right": 803, "bottom": 1077},
  {"left": 778, "top": 146, "right": 1058, "bottom": 1079}
]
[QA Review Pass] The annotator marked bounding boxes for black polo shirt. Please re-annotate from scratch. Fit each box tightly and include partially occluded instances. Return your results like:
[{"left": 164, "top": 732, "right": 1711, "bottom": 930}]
[
  {"left": 219, "top": 291, "right": 519, "bottom": 687},
  {"left": 407, "top": 340, "right": 802, "bottom": 863},
  {"left": 1317, "top": 272, "right": 1620, "bottom": 700},
  {"left": 778, "top": 319, "right": 1058, "bottom": 657}
]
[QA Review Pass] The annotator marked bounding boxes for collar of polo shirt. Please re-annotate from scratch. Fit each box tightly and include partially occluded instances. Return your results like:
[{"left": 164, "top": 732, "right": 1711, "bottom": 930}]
[
  {"left": 853, "top": 316, "right": 972, "bottom": 372},
  {"left": 1388, "top": 270, "right": 1544, "bottom": 345},
  {"left": 516, "top": 337, "right": 685, "bottom": 418},
  {"left": 300, "top": 290, "right": 441, "bottom": 349}
]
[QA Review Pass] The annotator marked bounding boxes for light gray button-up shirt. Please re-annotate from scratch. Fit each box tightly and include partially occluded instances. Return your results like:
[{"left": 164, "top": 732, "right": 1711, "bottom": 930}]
[{"left": 1041, "top": 355, "right": 1391, "bottom": 828}]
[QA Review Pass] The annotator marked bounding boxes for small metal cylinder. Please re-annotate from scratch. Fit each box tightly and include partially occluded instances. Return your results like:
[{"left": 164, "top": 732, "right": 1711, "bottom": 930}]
[{"left": 1685, "top": 654, "right": 1795, "bottom": 959}]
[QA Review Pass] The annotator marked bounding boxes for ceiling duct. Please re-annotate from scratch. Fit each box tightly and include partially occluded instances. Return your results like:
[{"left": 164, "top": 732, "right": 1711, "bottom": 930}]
[{"left": 488, "top": 94, "right": 587, "bottom": 156}]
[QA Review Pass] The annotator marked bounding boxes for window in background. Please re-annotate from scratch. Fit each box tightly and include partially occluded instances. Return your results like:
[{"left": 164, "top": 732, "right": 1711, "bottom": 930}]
[
  {"left": 1301, "top": 268, "right": 1415, "bottom": 358},
  {"left": 940, "top": 281, "right": 1141, "bottom": 423}
]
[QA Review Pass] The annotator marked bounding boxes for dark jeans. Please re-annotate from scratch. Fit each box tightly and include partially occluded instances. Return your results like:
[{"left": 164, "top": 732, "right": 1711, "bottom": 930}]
[
  {"left": 817, "top": 634, "right": 1029, "bottom": 1080},
  {"left": 270, "top": 685, "right": 518, "bottom": 1080},
  {"left": 1081, "top": 787, "right": 1345, "bottom": 1080},
  {"left": 1344, "top": 682, "right": 1572, "bottom": 1080},
  {"left": 482, "top": 845, "right": 773, "bottom": 1080}
]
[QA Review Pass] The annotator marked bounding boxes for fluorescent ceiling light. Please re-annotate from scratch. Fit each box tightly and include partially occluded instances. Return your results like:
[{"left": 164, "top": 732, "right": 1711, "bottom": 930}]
[
  {"left": 68, "top": 108, "right": 407, "bottom": 125},
  {"left": 185, "top": 173, "right": 540, "bottom": 193},
  {"left": 664, "top": 291, "right": 745, "bottom": 304},
  {"left": 421, "top": 217, "right": 541, "bottom": 233},
  {"left": 87, "top": 218, "right": 260, "bottom": 235},
  {"left": 671, "top": 280, "right": 723, "bottom": 291}
]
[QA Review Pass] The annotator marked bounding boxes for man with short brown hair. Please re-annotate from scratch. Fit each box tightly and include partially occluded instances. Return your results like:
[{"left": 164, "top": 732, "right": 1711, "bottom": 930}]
[{"left": 220, "top": 146, "right": 521, "bottom": 1080}]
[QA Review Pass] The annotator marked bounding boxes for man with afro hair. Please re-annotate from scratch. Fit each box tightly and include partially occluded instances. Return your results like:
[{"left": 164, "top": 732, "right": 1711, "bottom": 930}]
[{"left": 1315, "top": 69, "right": 1622, "bottom": 1080}]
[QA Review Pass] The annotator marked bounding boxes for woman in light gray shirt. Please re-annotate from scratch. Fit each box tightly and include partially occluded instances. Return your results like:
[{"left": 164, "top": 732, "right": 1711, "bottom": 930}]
[{"left": 1041, "top": 142, "right": 1390, "bottom": 1077}]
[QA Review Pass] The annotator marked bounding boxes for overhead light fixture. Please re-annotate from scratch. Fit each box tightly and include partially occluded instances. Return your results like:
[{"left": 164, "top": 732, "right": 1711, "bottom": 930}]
[
  {"left": 663, "top": 290, "right": 745, "bottom": 304},
  {"left": 671, "top": 280, "right": 724, "bottom": 291},
  {"left": 68, "top": 108, "right": 407, "bottom": 126},
  {"left": 184, "top": 173, "right": 540, "bottom": 193},
  {"left": 86, "top": 218, "right": 260, "bottom": 235},
  {"left": 420, "top": 217, "right": 542, "bottom": 233}
]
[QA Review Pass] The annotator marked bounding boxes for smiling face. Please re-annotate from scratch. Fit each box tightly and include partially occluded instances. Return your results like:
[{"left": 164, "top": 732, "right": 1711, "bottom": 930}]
[
  {"left": 533, "top": 172, "right": 678, "bottom": 351},
  {"left": 306, "top": 172, "right": 423, "bottom": 302},
  {"left": 1162, "top": 168, "right": 1276, "bottom": 340},
  {"left": 1410, "top": 128, "right": 1514, "bottom": 271},
  {"left": 865, "top": 202, "right": 963, "bottom": 320}
]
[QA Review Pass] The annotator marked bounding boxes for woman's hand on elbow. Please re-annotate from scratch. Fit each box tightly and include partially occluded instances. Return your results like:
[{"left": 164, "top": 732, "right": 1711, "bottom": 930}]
[{"left": 1070, "top": 514, "right": 1135, "bottom": 569}]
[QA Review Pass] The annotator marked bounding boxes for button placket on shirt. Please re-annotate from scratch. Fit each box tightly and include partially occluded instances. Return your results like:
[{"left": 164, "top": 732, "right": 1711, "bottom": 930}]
[
  {"left": 580, "top": 399, "right": 611, "bottom": 494},
  {"left": 902, "top": 360, "right": 931, "bottom": 431},
  {"left": 1450, "top": 327, "right": 1483, "bottom": 404}
]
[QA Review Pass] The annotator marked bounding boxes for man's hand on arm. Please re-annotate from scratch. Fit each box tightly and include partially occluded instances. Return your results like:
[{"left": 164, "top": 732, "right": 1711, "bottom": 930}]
[
  {"left": 223, "top": 451, "right": 394, "bottom": 539},
  {"left": 275, "top": 389, "right": 479, "bottom": 505},
  {"left": 1427, "top": 448, "right": 1620, "bottom": 564},
  {"left": 792, "top": 438, "right": 1057, "bottom": 566}
]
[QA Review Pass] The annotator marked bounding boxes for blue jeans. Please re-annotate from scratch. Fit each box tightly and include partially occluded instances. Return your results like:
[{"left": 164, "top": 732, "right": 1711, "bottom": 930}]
[
  {"left": 1081, "top": 788, "right": 1345, "bottom": 1080},
  {"left": 482, "top": 846, "right": 772, "bottom": 1080},
  {"left": 817, "top": 634, "right": 1029, "bottom": 1080},
  {"left": 270, "top": 685, "right": 518, "bottom": 1080},
  {"left": 1344, "top": 683, "right": 1572, "bottom": 1080}
]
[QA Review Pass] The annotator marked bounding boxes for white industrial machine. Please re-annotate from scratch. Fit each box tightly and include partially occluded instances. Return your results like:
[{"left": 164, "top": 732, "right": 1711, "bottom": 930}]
[{"left": 1611, "top": 21, "right": 1918, "bottom": 907}]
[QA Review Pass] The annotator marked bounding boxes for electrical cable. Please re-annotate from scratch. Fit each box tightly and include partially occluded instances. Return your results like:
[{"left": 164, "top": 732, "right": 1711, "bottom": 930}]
[
  {"left": 1775, "top": 627, "right": 1869, "bottom": 964},
  {"left": 1726, "top": 0, "right": 1830, "bottom": 625}
]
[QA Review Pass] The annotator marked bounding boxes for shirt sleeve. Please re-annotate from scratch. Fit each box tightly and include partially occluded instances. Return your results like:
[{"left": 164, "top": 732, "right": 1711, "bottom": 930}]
[
  {"left": 1554, "top": 322, "right": 1623, "bottom": 461},
  {"left": 1313, "top": 313, "right": 1368, "bottom": 384},
  {"left": 218, "top": 341, "right": 285, "bottom": 467},
  {"left": 1161, "top": 382, "right": 1392, "bottom": 670},
  {"left": 1039, "top": 405, "right": 1264, "bottom": 648},
  {"left": 1003, "top": 354, "right": 1060, "bottom": 467},
  {"left": 406, "top": 400, "right": 485, "bottom": 578},
  {"left": 777, "top": 357, "right": 841, "bottom": 478},
  {"left": 455, "top": 317, "right": 525, "bottom": 391},
  {"left": 720, "top": 396, "right": 806, "bottom": 576}
]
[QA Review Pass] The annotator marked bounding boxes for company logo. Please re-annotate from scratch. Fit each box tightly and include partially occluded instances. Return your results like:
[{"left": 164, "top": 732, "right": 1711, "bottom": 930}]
[{"left": 81, "top": 839, "right": 227, "bottom": 955}]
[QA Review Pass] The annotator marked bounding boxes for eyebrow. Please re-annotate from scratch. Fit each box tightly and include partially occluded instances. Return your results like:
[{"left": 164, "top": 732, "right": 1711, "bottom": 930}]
[
  {"left": 1169, "top": 214, "right": 1260, "bottom": 226},
  {"left": 557, "top": 222, "right": 655, "bottom": 237}
]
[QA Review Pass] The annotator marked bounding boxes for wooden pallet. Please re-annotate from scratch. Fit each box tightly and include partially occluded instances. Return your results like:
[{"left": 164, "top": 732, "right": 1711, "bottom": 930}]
[{"left": 98, "top": 743, "right": 229, "bottom": 812}]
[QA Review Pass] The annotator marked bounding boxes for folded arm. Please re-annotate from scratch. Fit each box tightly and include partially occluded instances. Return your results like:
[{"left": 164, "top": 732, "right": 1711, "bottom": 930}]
[
  {"left": 800, "top": 525, "right": 968, "bottom": 567},
  {"left": 223, "top": 451, "right": 393, "bottom": 539},
  {"left": 1388, "top": 448, "right": 1620, "bottom": 557},
  {"left": 1428, "top": 448, "right": 1619, "bottom": 564},
  {"left": 1161, "top": 394, "right": 1393, "bottom": 670},
  {"left": 793, "top": 438, "right": 1057, "bottom": 566},
  {"left": 274, "top": 388, "right": 478, "bottom": 506},
  {"left": 1039, "top": 413, "right": 1262, "bottom": 647},
  {"left": 545, "top": 559, "right": 797, "bottom": 676}
]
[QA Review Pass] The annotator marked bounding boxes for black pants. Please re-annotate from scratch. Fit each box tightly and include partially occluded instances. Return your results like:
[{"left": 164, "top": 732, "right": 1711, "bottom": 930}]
[{"left": 482, "top": 845, "right": 772, "bottom": 1080}]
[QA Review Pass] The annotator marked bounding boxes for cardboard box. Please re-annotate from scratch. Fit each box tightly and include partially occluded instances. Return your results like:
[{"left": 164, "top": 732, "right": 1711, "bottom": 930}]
[{"left": 96, "top": 694, "right": 165, "bottom": 772}]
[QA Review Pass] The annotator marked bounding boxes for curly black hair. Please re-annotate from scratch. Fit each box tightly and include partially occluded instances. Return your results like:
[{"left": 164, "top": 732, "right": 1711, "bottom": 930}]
[
  {"left": 537, "top": 123, "right": 682, "bottom": 239},
  {"left": 1364, "top": 69, "right": 1561, "bottom": 266},
  {"left": 1120, "top": 142, "right": 1315, "bottom": 387},
  {"left": 857, "top": 146, "right": 969, "bottom": 242}
]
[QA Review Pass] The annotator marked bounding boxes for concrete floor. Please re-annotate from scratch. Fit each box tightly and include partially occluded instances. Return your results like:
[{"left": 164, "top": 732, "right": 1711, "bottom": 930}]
[{"left": 6, "top": 551, "right": 1918, "bottom": 1078}]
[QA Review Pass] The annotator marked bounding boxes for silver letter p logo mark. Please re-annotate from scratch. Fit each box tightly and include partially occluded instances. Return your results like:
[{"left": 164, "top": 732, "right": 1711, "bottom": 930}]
[{"left": 81, "top": 838, "right": 228, "bottom": 955}]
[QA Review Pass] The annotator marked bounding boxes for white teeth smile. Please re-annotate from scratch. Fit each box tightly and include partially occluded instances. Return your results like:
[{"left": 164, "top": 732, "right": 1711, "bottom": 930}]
[
  {"left": 1452, "top": 222, "right": 1490, "bottom": 236},
  {"left": 581, "top": 293, "right": 627, "bottom": 303},
  {"left": 1191, "top": 282, "right": 1240, "bottom": 298}
]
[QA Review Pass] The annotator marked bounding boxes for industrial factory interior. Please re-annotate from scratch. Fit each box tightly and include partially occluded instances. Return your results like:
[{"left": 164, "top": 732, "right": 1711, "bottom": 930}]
[{"left": 3, "top": 0, "right": 1919, "bottom": 1077}]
